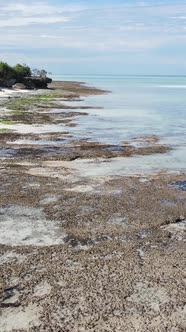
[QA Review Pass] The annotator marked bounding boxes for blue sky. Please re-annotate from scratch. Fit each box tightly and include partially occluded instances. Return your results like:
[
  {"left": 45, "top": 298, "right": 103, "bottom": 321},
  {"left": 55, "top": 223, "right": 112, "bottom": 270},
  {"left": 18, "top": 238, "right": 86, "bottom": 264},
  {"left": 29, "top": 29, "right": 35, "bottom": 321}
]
[{"left": 0, "top": 0, "right": 186, "bottom": 75}]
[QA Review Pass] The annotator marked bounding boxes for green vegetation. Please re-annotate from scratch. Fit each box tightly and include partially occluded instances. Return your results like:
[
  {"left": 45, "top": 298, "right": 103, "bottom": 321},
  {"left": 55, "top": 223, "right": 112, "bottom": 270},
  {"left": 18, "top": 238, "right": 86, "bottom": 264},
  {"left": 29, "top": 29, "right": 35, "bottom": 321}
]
[
  {"left": 0, "top": 61, "right": 52, "bottom": 88},
  {"left": 0, "top": 62, "right": 16, "bottom": 80},
  {"left": 0, "top": 128, "right": 11, "bottom": 132},
  {"left": 5, "top": 95, "right": 54, "bottom": 112},
  {"left": 5, "top": 90, "right": 67, "bottom": 108},
  {"left": 35, "top": 92, "right": 66, "bottom": 99},
  {"left": 0, "top": 119, "right": 15, "bottom": 125},
  {"left": 0, "top": 62, "right": 31, "bottom": 81},
  {"left": 0, "top": 62, "right": 50, "bottom": 81},
  {"left": 13, "top": 64, "right": 32, "bottom": 79}
]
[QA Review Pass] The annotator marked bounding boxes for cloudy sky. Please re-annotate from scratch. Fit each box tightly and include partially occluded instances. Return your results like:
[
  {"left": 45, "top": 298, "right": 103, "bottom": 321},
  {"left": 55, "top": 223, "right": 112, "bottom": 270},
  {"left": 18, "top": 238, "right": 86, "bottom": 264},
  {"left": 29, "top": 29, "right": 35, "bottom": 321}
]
[{"left": 1, "top": 0, "right": 186, "bottom": 75}]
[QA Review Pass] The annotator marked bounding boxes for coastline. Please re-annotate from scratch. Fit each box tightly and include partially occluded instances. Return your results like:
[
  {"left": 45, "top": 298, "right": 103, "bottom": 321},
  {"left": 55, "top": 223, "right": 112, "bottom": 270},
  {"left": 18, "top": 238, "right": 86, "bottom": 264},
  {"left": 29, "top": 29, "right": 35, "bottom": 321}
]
[
  {"left": 0, "top": 80, "right": 186, "bottom": 332},
  {"left": 0, "top": 81, "right": 171, "bottom": 161}
]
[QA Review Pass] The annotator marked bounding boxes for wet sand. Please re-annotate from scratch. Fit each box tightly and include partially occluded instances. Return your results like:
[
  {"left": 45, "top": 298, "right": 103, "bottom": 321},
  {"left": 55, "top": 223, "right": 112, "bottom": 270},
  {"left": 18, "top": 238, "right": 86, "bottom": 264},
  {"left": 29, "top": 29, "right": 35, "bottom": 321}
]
[{"left": 0, "top": 81, "right": 185, "bottom": 332}]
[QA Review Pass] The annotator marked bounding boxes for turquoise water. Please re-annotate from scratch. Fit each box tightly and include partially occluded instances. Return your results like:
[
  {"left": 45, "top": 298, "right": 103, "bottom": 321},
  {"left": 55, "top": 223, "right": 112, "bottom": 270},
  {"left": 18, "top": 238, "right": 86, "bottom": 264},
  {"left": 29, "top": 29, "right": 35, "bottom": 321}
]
[{"left": 52, "top": 75, "right": 186, "bottom": 174}]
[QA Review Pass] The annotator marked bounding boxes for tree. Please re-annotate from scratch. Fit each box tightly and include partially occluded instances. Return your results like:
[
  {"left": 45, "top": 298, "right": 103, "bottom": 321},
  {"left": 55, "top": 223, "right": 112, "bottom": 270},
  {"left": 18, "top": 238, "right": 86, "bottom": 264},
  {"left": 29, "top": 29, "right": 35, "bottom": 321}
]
[
  {"left": 13, "top": 64, "right": 31, "bottom": 79},
  {"left": 32, "top": 68, "right": 51, "bottom": 78},
  {"left": 0, "top": 62, "right": 32, "bottom": 81},
  {"left": 0, "top": 61, "right": 52, "bottom": 88},
  {"left": 0, "top": 62, "right": 16, "bottom": 80}
]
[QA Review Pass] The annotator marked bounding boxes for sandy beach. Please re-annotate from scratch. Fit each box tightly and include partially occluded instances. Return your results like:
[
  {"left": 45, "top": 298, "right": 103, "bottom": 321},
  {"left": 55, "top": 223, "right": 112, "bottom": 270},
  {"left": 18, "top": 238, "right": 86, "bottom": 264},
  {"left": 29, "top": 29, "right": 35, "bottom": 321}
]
[{"left": 0, "top": 81, "right": 185, "bottom": 332}]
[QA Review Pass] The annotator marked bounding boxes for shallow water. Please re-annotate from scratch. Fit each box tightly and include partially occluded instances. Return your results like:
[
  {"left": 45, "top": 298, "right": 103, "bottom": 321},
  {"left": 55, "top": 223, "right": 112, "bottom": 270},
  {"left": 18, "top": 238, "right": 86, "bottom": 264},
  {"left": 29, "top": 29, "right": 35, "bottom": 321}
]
[
  {"left": 0, "top": 148, "right": 17, "bottom": 158},
  {"left": 11, "top": 139, "right": 66, "bottom": 146},
  {"left": 0, "top": 123, "right": 66, "bottom": 134},
  {"left": 70, "top": 153, "right": 185, "bottom": 177},
  {"left": 171, "top": 181, "right": 186, "bottom": 191},
  {"left": 52, "top": 75, "right": 186, "bottom": 174}
]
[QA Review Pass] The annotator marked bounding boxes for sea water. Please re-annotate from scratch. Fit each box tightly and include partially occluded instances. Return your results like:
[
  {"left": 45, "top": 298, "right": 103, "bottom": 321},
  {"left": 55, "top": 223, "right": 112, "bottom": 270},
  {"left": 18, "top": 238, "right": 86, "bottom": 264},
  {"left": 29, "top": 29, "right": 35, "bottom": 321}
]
[{"left": 52, "top": 75, "right": 186, "bottom": 175}]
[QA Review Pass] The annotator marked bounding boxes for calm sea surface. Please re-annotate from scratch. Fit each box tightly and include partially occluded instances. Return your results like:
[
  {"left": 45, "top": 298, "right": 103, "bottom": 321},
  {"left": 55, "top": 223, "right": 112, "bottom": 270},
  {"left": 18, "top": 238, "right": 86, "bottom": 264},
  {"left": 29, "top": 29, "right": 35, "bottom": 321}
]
[{"left": 52, "top": 75, "right": 186, "bottom": 175}]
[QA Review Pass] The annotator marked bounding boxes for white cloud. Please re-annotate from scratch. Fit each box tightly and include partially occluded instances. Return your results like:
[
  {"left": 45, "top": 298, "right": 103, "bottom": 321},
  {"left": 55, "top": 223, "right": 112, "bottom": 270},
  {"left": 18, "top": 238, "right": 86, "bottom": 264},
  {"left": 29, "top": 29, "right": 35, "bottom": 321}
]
[
  {"left": 0, "top": 0, "right": 186, "bottom": 70},
  {"left": 0, "top": 16, "right": 70, "bottom": 27},
  {"left": 0, "top": 2, "right": 87, "bottom": 15},
  {"left": 176, "top": 16, "right": 186, "bottom": 20},
  {"left": 0, "top": 1, "right": 85, "bottom": 27}
]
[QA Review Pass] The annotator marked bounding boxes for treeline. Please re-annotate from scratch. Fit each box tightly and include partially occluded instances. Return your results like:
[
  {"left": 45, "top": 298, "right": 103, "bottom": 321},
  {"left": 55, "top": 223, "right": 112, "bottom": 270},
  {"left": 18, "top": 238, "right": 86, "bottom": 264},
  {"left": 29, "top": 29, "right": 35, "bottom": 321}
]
[
  {"left": 0, "top": 62, "right": 52, "bottom": 89},
  {"left": 0, "top": 62, "right": 51, "bottom": 80}
]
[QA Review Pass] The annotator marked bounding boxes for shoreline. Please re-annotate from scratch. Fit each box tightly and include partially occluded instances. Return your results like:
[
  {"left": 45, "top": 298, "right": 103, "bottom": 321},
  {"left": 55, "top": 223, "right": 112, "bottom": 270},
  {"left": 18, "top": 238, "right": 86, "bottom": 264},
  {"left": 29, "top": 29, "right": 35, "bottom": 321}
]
[
  {"left": 0, "top": 80, "right": 186, "bottom": 332},
  {"left": 0, "top": 81, "right": 172, "bottom": 163}
]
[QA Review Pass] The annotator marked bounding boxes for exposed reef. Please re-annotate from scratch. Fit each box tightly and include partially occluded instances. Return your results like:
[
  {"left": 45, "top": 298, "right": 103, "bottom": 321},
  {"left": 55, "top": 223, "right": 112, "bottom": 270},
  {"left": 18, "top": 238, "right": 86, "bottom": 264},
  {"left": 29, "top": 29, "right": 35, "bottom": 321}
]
[{"left": 0, "top": 81, "right": 185, "bottom": 332}]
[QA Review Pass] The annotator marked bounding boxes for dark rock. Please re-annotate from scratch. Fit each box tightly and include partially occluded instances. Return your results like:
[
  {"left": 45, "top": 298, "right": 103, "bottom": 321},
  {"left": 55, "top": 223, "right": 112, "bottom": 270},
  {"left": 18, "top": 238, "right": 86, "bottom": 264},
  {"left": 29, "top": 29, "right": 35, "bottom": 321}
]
[
  {"left": 7, "top": 79, "right": 17, "bottom": 87},
  {"left": 1, "top": 286, "right": 20, "bottom": 308},
  {"left": 64, "top": 235, "right": 93, "bottom": 247},
  {"left": 0, "top": 76, "right": 52, "bottom": 89},
  {"left": 0, "top": 78, "right": 16, "bottom": 88},
  {"left": 23, "top": 76, "right": 52, "bottom": 89}
]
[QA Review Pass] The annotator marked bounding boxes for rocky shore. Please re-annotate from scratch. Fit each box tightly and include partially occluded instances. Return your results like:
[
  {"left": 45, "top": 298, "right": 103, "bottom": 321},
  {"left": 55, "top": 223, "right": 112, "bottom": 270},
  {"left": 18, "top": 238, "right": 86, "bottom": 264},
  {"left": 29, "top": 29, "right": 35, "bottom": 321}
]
[{"left": 0, "top": 81, "right": 185, "bottom": 332}]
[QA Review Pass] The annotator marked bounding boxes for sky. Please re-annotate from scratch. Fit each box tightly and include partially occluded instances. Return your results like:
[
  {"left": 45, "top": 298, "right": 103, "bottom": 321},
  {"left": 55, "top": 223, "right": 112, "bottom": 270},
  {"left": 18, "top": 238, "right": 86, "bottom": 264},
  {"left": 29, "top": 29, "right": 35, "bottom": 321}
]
[{"left": 0, "top": 0, "right": 186, "bottom": 75}]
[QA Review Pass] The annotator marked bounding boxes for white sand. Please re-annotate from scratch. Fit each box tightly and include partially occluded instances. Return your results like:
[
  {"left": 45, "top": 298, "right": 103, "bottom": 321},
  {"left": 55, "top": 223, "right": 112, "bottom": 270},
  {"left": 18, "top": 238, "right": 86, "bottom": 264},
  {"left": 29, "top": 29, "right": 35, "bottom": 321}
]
[{"left": 0, "top": 88, "right": 30, "bottom": 98}]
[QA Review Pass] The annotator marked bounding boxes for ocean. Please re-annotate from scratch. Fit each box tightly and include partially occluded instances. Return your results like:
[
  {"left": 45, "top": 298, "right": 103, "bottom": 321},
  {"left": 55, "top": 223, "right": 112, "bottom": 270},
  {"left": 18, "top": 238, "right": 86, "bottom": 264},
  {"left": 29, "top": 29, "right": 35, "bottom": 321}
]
[{"left": 52, "top": 75, "right": 186, "bottom": 175}]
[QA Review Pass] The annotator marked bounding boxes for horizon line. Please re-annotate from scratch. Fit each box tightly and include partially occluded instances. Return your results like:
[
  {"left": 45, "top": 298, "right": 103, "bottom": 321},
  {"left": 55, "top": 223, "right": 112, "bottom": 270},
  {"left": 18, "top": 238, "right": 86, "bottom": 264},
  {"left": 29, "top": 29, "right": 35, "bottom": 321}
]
[{"left": 51, "top": 74, "right": 186, "bottom": 77}]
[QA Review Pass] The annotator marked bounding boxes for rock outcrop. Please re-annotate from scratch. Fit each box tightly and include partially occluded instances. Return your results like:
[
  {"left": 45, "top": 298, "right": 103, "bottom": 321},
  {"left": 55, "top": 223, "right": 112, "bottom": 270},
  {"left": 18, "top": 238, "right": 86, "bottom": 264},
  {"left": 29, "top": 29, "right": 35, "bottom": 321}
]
[
  {"left": 0, "top": 76, "right": 52, "bottom": 90},
  {"left": 23, "top": 76, "right": 52, "bottom": 89}
]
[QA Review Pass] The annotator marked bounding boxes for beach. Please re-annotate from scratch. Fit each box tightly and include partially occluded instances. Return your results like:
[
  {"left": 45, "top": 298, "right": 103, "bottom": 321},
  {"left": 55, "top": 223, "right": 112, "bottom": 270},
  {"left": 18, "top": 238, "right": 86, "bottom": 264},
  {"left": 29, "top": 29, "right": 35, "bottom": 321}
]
[{"left": 0, "top": 79, "right": 186, "bottom": 332}]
